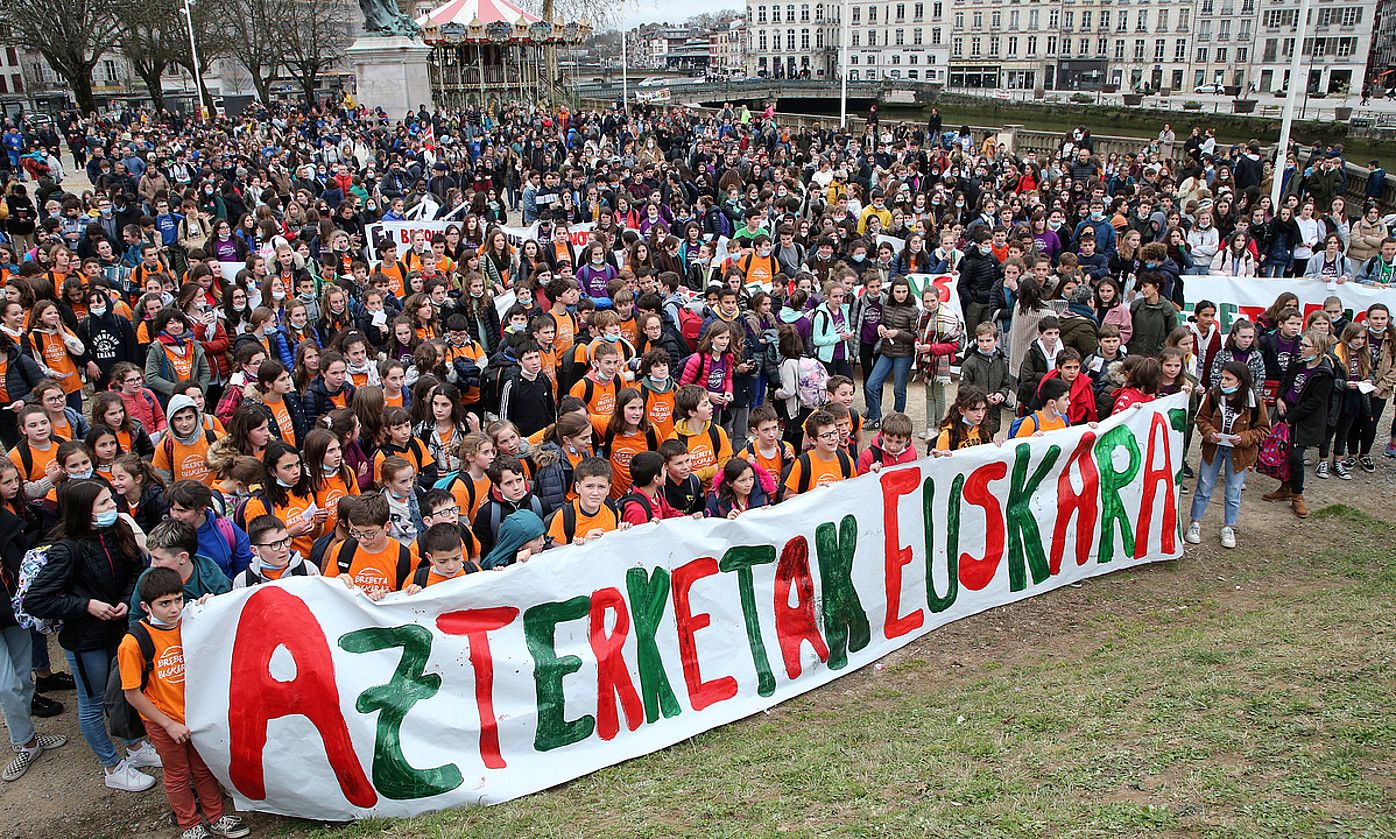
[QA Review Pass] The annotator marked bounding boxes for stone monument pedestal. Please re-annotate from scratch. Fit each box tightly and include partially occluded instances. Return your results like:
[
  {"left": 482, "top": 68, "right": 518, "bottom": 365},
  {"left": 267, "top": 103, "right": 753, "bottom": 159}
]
[{"left": 346, "top": 35, "right": 434, "bottom": 115}]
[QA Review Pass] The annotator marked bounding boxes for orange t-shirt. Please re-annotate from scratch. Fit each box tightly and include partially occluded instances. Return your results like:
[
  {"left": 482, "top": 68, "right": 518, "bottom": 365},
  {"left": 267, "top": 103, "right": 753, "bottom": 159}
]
[
  {"left": 49, "top": 414, "right": 75, "bottom": 443},
  {"left": 316, "top": 472, "right": 357, "bottom": 532},
  {"left": 549, "top": 310, "right": 578, "bottom": 357},
  {"left": 439, "top": 470, "right": 491, "bottom": 520},
  {"left": 32, "top": 331, "right": 81, "bottom": 394},
  {"left": 373, "top": 440, "right": 434, "bottom": 485},
  {"left": 1013, "top": 410, "right": 1069, "bottom": 438},
  {"left": 324, "top": 538, "right": 409, "bottom": 598},
  {"left": 743, "top": 441, "right": 793, "bottom": 480},
  {"left": 545, "top": 500, "right": 620, "bottom": 545},
  {"left": 384, "top": 390, "right": 405, "bottom": 408},
  {"left": 160, "top": 342, "right": 196, "bottom": 383},
  {"left": 600, "top": 425, "right": 656, "bottom": 499},
  {"left": 782, "top": 450, "right": 851, "bottom": 496},
  {"left": 570, "top": 374, "right": 617, "bottom": 417},
  {"left": 243, "top": 490, "right": 320, "bottom": 558},
  {"left": 266, "top": 396, "right": 295, "bottom": 444},
  {"left": 641, "top": 387, "right": 676, "bottom": 439},
  {"left": 152, "top": 434, "right": 213, "bottom": 485},
  {"left": 9, "top": 440, "right": 58, "bottom": 482},
  {"left": 0, "top": 354, "right": 9, "bottom": 403},
  {"left": 538, "top": 345, "right": 560, "bottom": 391},
  {"left": 668, "top": 420, "right": 732, "bottom": 488},
  {"left": 117, "top": 621, "right": 186, "bottom": 724}
]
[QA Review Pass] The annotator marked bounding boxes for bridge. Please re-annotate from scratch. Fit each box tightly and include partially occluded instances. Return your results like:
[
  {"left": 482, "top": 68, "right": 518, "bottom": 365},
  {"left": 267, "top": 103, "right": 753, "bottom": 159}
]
[{"left": 573, "top": 78, "right": 937, "bottom": 111}]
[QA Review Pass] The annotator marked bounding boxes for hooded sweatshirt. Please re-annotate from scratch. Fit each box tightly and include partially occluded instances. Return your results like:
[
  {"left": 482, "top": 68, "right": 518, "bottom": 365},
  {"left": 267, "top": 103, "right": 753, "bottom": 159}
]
[
  {"left": 481, "top": 509, "right": 546, "bottom": 569},
  {"left": 153, "top": 393, "right": 215, "bottom": 484}
]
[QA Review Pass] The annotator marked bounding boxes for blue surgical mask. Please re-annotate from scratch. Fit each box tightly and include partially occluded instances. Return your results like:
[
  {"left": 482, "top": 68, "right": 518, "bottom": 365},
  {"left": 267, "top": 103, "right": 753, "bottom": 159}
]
[
  {"left": 146, "top": 612, "right": 179, "bottom": 629},
  {"left": 93, "top": 509, "right": 118, "bottom": 528},
  {"left": 1090, "top": 211, "right": 1104, "bottom": 221},
  {"left": 1220, "top": 384, "right": 1239, "bottom": 395},
  {"left": 73, "top": 468, "right": 94, "bottom": 480}
]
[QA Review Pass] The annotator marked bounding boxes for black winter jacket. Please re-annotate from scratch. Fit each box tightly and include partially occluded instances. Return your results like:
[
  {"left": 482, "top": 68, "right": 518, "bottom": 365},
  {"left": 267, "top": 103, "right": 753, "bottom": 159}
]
[
  {"left": 957, "top": 250, "right": 1001, "bottom": 306},
  {"left": 0, "top": 507, "right": 27, "bottom": 629},
  {"left": 23, "top": 530, "right": 143, "bottom": 652}
]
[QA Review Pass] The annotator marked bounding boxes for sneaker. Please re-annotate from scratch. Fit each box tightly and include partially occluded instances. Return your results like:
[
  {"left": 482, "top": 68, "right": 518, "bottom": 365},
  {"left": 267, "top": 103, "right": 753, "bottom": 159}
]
[
  {"left": 1184, "top": 522, "right": 1202, "bottom": 544},
  {"left": 33, "top": 672, "right": 75, "bottom": 692},
  {"left": 1316, "top": 461, "right": 1330, "bottom": 479},
  {"left": 1342, "top": 456, "right": 1357, "bottom": 470},
  {"left": 33, "top": 734, "right": 66, "bottom": 751},
  {"left": 1182, "top": 463, "right": 1195, "bottom": 479},
  {"left": 30, "top": 695, "right": 62, "bottom": 718},
  {"left": 1360, "top": 455, "right": 1377, "bottom": 473},
  {"left": 921, "top": 428, "right": 935, "bottom": 442},
  {"left": 1334, "top": 461, "right": 1352, "bottom": 480},
  {"left": 126, "top": 741, "right": 163, "bottom": 769},
  {"left": 1220, "top": 526, "right": 1237, "bottom": 549},
  {"left": 1384, "top": 444, "right": 1396, "bottom": 458},
  {"left": 208, "top": 815, "right": 250, "bottom": 838},
  {"left": 864, "top": 418, "right": 881, "bottom": 430},
  {"left": 2, "top": 747, "right": 39, "bottom": 782},
  {"left": 180, "top": 825, "right": 211, "bottom": 839},
  {"left": 103, "top": 759, "right": 156, "bottom": 792},
  {"left": 1179, "top": 482, "right": 1189, "bottom": 494}
]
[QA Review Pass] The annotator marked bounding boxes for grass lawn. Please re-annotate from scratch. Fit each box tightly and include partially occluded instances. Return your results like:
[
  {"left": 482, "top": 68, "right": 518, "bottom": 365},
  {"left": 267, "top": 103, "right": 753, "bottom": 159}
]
[{"left": 266, "top": 504, "right": 1394, "bottom": 838}]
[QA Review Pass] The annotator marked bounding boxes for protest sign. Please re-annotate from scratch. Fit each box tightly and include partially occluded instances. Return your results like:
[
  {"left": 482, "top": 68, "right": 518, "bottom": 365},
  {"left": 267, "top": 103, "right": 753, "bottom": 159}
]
[
  {"left": 1181, "top": 274, "right": 1392, "bottom": 331},
  {"left": 183, "top": 395, "right": 1186, "bottom": 820}
]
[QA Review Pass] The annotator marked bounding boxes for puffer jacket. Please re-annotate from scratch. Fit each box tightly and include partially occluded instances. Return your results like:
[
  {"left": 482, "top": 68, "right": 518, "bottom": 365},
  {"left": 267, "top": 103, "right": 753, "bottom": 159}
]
[
  {"left": 242, "top": 383, "right": 310, "bottom": 448},
  {"left": 0, "top": 337, "right": 44, "bottom": 404},
  {"left": 23, "top": 530, "right": 143, "bottom": 652},
  {"left": 531, "top": 442, "right": 576, "bottom": 515},
  {"left": 0, "top": 507, "right": 27, "bottom": 629},
  {"left": 306, "top": 376, "right": 357, "bottom": 425},
  {"left": 877, "top": 300, "right": 921, "bottom": 358}
]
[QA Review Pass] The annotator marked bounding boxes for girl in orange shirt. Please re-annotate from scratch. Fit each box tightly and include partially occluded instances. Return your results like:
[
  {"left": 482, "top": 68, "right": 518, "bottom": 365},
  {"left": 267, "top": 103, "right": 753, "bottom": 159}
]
[
  {"left": 305, "top": 427, "right": 357, "bottom": 536},
  {"left": 600, "top": 388, "right": 660, "bottom": 499},
  {"left": 27, "top": 300, "right": 86, "bottom": 413},
  {"left": 32, "top": 380, "right": 86, "bottom": 443},
  {"left": 91, "top": 392, "right": 156, "bottom": 459},
  {"left": 242, "top": 441, "right": 327, "bottom": 558}
]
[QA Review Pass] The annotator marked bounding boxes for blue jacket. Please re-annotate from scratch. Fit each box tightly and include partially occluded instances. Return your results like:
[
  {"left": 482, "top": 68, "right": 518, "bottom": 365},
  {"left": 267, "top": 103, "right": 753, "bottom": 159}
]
[{"left": 196, "top": 511, "right": 253, "bottom": 578}]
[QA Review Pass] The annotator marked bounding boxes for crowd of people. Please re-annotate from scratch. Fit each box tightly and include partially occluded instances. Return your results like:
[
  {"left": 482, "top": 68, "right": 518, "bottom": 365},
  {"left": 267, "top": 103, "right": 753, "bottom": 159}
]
[{"left": 0, "top": 96, "right": 1390, "bottom": 837}]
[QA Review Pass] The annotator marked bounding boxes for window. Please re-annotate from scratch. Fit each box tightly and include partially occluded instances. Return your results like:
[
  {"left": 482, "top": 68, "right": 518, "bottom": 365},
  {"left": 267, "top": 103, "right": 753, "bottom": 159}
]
[
  {"left": 1236, "top": 46, "right": 1247, "bottom": 62},
  {"left": 932, "top": 2, "right": 942, "bottom": 19},
  {"left": 850, "top": 54, "right": 859, "bottom": 64},
  {"left": 1263, "top": 9, "right": 1298, "bottom": 28},
  {"left": 954, "top": 11, "right": 964, "bottom": 27},
  {"left": 1155, "top": 38, "right": 1165, "bottom": 59},
  {"left": 891, "top": 54, "right": 900, "bottom": 64},
  {"left": 910, "top": 54, "right": 918, "bottom": 63},
  {"left": 1216, "top": 47, "right": 1228, "bottom": 62},
  {"left": 758, "top": 6, "right": 767, "bottom": 23},
  {"left": 1175, "top": 38, "right": 1186, "bottom": 60},
  {"left": 991, "top": 10, "right": 1001, "bottom": 27},
  {"left": 972, "top": 11, "right": 983, "bottom": 27},
  {"left": 1082, "top": 11, "right": 1092, "bottom": 29},
  {"left": 1199, "top": 20, "right": 1211, "bottom": 39},
  {"left": 971, "top": 36, "right": 981, "bottom": 56},
  {"left": 0, "top": 76, "right": 8, "bottom": 95},
  {"left": 914, "top": 2, "right": 923, "bottom": 19},
  {"left": 909, "top": 69, "right": 918, "bottom": 78},
  {"left": 990, "top": 34, "right": 999, "bottom": 52},
  {"left": 869, "top": 5, "right": 876, "bottom": 21},
  {"left": 894, "top": 29, "right": 904, "bottom": 45},
  {"left": 102, "top": 60, "right": 118, "bottom": 82},
  {"left": 1029, "top": 10, "right": 1039, "bottom": 28},
  {"left": 896, "top": 3, "right": 905, "bottom": 20},
  {"left": 1241, "top": 0, "right": 1253, "bottom": 12},
  {"left": 1178, "top": 9, "right": 1189, "bottom": 29},
  {"left": 1239, "top": 19, "right": 1250, "bottom": 37},
  {"left": 1097, "top": 36, "right": 1107, "bottom": 55},
  {"left": 3, "top": 48, "right": 15, "bottom": 65},
  {"left": 953, "top": 36, "right": 963, "bottom": 57},
  {"left": 1063, "top": 37, "right": 1072, "bottom": 54},
  {"left": 852, "top": 7, "right": 860, "bottom": 22},
  {"left": 932, "top": 28, "right": 941, "bottom": 44},
  {"left": 1079, "top": 38, "right": 1089, "bottom": 56},
  {"left": 1195, "top": 46, "right": 1208, "bottom": 62},
  {"left": 1263, "top": 37, "right": 1277, "bottom": 61},
  {"left": 1027, "top": 35, "right": 1038, "bottom": 54},
  {"left": 9, "top": 75, "right": 19, "bottom": 94},
  {"left": 1117, "top": 10, "right": 1128, "bottom": 31},
  {"left": 1114, "top": 39, "right": 1125, "bottom": 59},
  {"left": 1049, "top": 9, "right": 1060, "bottom": 27},
  {"left": 1008, "top": 35, "right": 1018, "bottom": 53},
  {"left": 1046, "top": 35, "right": 1057, "bottom": 52},
  {"left": 852, "top": 31, "right": 859, "bottom": 46},
  {"left": 1219, "top": 19, "right": 1230, "bottom": 39},
  {"left": 1064, "top": 11, "right": 1074, "bottom": 29},
  {"left": 1157, "top": 9, "right": 1169, "bottom": 30},
  {"left": 1194, "top": 70, "right": 1205, "bottom": 87},
  {"left": 787, "top": 31, "right": 795, "bottom": 49},
  {"left": 1009, "top": 10, "right": 1019, "bottom": 29},
  {"left": 1200, "top": 0, "right": 1213, "bottom": 13},
  {"left": 913, "top": 29, "right": 923, "bottom": 44},
  {"left": 1134, "top": 38, "right": 1145, "bottom": 59},
  {"left": 801, "top": 3, "right": 809, "bottom": 20},
  {"left": 1136, "top": 10, "right": 1148, "bottom": 31},
  {"left": 759, "top": 32, "right": 768, "bottom": 49},
  {"left": 817, "top": 29, "right": 825, "bottom": 46},
  {"left": 1342, "top": 7, "right": 1361, "bottom": 26},
  {"left": 802, "top": 30, "right": 810, "bottom": 48},
  {"left": 1099, "top": 10, "right": 1110, "bottom": 30},
  {"left": 1337, "top": 37, "right": 1355, "bottom": 56}
]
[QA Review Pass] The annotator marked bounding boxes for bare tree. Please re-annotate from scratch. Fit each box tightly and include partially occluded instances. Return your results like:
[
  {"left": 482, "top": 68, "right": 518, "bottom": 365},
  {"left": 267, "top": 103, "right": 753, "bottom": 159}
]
[
  {"left": 0, "top": 0, "right": 122, "bottom": 113},
  {"left": 115, "top": 0, "right": 186, "bottom": 111},
  {"left": 220, "top": 0, "right": 290, "bottom": 102},
  {"left": 282, "top": 0, "right": 352, "bottom": 106}
]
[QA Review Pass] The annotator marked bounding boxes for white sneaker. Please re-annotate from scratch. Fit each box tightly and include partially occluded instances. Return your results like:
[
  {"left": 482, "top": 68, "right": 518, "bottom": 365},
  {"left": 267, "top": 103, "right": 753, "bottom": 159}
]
[
  {"left": 1184, "top": 522, "right": 1202, "bottom": 544},
  {"left": 1220, "top": 526, "right": 1237, "bottom": 549},
  {"left": 126, "top": 741, "right": 163, "bottom": 769},
  {"left": 180, "top": 825, "right": 211, "bottom": 839},
  {"left": 103, "top": 759, "right": 156, "bottom": 792}
]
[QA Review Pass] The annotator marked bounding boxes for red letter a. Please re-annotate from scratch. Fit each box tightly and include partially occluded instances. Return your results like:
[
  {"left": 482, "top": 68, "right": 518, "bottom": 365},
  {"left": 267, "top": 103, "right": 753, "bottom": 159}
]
[{"left": 228, "top": 587, "right": 376, "bottom": 808}]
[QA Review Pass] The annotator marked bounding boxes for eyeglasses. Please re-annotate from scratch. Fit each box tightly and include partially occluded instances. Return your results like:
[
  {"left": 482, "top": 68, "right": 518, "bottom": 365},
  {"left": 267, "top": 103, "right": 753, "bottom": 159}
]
[
  {"left": 817, "top": 430, "right": 842, "bottom": 440},
  {"left": 349, "top": 526, "right": 384, "bottom": 541},
  {"left": 256, "top": 536, "right": 292, "bottom": 552},
  {"left": 430, "top": 506, "right": 460, "bottom": 517}
]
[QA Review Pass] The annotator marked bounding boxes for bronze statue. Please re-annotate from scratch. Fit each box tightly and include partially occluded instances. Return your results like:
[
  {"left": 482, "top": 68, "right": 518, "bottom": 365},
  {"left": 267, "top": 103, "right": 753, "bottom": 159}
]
[{"left": 357, "top": 0, "right": 422, "bottom": 36}]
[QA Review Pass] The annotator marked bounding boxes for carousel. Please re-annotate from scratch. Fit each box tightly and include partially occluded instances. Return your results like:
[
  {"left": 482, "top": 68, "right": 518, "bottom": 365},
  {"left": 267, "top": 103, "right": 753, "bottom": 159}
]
[{"left": 415, "top": 0, "right": 591, "bottom": 108}]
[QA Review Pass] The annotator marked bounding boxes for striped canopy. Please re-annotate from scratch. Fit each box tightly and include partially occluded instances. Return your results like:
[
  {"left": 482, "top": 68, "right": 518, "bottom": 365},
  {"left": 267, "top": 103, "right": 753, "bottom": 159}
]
[{"left": 416, "top": 0, "right": 541, "bottom": 26}]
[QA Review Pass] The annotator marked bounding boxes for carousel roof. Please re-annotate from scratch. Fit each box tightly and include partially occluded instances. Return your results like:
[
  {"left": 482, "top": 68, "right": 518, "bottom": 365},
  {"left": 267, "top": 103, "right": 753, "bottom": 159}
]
[{"left": 416, "top": 0, "right": 540, "bottom": 27}]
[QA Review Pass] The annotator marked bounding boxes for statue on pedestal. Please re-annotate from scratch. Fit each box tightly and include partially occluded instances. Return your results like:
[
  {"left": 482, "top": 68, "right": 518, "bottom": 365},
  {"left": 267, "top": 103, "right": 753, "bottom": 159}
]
[{"left": 357, "top": 0, "right": 422, "bottom": 37}]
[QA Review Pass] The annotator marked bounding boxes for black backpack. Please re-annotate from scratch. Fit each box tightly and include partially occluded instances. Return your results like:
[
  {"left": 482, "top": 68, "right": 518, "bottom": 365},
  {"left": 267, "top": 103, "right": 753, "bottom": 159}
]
[
  {"left": 618, "top": 491, "right": 656, "bottom": 523},
  {"left": 547, "top": 500, "right": 616, "bottom": 545},
  {"left": 104, "top": 622, "right": 156, "bottom": 741},
  {"left": 336, "top": 537, "right": 414, "bottom": 589},
  {"left": 779, "top": 450, "right": 854, "bottom": 500}
]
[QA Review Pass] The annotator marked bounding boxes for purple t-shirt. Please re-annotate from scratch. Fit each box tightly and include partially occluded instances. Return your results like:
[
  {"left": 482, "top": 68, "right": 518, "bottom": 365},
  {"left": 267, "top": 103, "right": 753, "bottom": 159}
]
[{"left": 860, "top": 300, "right": 883, "bottom": 344}]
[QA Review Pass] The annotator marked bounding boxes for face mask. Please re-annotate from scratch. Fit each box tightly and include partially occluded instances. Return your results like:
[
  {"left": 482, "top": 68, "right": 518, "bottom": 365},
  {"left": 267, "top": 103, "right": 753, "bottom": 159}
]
[
  {"left": 961, "top": 415, "right": 977, "bottom": 426},
  {"left": 1090, "top": 211, "right": 1104, "bottom": 221},
  {"left": 275, "top": 476, "right": 297, "bottom": 489},
  {"left": 146, "top": 612, "right": 179, "bottom": 629},
  {"left": 649, "top": 374, "right": 667, "bottom": 385},
  {"left": 759, "top": 248, "right": 772, "bottom": 257},
  {"left": 1220, "top": 384, "right": 1239, "bottom": 395},
  {"left": 955, "top": 201, "right": 965, "bottom": 209},
  {"left": 979, "top": 245, "right": 993, "bottom": 255},
  {"left": 1145, "top": 261, "right": 1161, "bottom": 270},
  {"left": 93, "top": 509, "right": 118, "bottom": 528},
  {"left": 852, "top": 254, "right": 866, "bottom": 263},
  {"left": 90, "top": 305, "right": 107, "bottom": 318},
  {"left": 73, "top": 468, "right": 95, "bottom": 481},
  {"left": 604, "top": 331, "right": 621, "bottom": 342},
  {"left": 263, "top": 324, "right": 278, "bottom": 337},
  {"left": 271, "top": 289, "right": 286, "bottom": 302}
]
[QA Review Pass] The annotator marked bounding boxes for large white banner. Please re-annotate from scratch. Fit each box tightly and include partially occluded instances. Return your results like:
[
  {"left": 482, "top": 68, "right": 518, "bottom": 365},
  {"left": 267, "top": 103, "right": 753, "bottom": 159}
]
[
  {"left": 1181, "top": 274, "right": 1393, "bottom": 332},
  {"left": 364, "top": 220, "right": 595, "bottom": 255},
  {"left": 182, "top": 393, "right": 1184, "bottom": 822}
]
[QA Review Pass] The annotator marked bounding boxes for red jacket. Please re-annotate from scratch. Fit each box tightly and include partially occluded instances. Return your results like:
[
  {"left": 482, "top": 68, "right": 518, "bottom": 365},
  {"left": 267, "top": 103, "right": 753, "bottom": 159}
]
[
  {"left": 1037, "top": 369, "right": 1098, "bottom": 424},
  {"left": 857, "top": 433, "right": 920, "bottom": 474}
]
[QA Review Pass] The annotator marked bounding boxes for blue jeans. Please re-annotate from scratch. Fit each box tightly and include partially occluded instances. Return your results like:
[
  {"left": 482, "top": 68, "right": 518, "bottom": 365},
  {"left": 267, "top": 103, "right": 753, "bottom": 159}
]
[
  {"left": 66, "top": 647, "right": 138, "bottom": 768},
  {"left": 864, "top": 355, "right": 914, "bottom": 421},
  {"left": 1190, "top": 448, "right": 1244, "bottom": 527},
  {"left": 0, "top": 626, "right": 35, "bottom": 747}
]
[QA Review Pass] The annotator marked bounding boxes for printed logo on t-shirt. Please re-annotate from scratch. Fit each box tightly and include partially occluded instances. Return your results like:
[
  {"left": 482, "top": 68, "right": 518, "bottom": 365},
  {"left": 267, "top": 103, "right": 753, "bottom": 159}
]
[
  {"left": 180, "top": 452, "right": 210, "bottom": 482},
  {"left": 155, "top": 645, "right": 185, "bottom": 684},
  {"left": 353, "top": 566, "right": 392, "bottom": 598},
  {"left": 816, "top": 472, "right": 839, "bottom": 489}
]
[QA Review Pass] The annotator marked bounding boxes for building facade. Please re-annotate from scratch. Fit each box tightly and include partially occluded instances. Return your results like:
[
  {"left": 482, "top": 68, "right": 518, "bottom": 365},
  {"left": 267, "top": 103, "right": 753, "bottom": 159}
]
[{"left": 745, "top": 0, "right": 1378, "bottom": 94}]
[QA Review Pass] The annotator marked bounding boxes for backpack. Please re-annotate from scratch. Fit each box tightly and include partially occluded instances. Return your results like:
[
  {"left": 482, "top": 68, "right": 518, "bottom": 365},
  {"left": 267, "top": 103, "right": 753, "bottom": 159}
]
[
  {"left": 741, "top": 440, "right": 790, "bottom": 477},
  {"left": 104, "top": 622, "right": 155, "bottom": 741},
  {"left": 162, "top": 428, "right": 218, "bottom": 466},
  {"left": 1256, "top": 420, "right": 1291, "bottom": 481},
  {"left": 549, "top": 499, "right": 616, "bottom": 545},
  {"left": 1006, "top": 413, "right": 1039, "bottom": 439},
  {"left": 336, "top": 537, "right": 415, "bottom": 589},
  {"left": 618, "top": 491, "right": 657, "bottom": 523},
  {"left": 674, "top": 422, "right": 723, "bottom": 463},
  {"left": 433, "top": 471, "right": 479, "bottom": 515},
  {"left": 486, "top": 495, "right": 546, "bottom": 541},
  {"left": 795, "top": 358, "right": 830, "bottom": 409},
  {"left": 677, "top": 307, "right": 704, "bottom": 347},
  {"left": 12, "top": 543, "right": 63, "bottom": 635},
  {"left": 15, "top": 435, "right": 68, "bottom": 479}
]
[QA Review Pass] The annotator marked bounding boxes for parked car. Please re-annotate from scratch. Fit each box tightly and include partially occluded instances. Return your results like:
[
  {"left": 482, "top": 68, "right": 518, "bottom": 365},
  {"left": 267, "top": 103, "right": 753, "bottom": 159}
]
[
  {"left": 638, "top": 77, "right": 667, "bottom": 88},
  {"left": 1193, "top": 82, "right": 1226, "bottom": 94}
]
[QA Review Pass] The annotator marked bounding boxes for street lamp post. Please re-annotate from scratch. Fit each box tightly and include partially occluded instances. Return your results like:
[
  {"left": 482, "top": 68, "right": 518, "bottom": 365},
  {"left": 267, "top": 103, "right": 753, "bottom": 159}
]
[
  {"left": 839, "top": 0, "right": 849, "bottom": 126},
  {"left": 1271, "top": 0, "right": 1313, "bottom": 211},
  {"left": 182, "top": 0, "right": 209, "bottom": 121}
]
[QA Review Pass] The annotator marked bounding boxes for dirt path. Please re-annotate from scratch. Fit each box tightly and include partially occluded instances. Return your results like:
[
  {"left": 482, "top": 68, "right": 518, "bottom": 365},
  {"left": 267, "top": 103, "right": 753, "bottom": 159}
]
[{"left": 2, "top": 387, "right": 1391, "bottom": 838}]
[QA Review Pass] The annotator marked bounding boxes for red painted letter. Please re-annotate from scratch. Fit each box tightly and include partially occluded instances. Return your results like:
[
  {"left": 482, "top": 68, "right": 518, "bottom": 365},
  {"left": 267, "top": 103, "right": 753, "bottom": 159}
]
[
  {"left": 228, "top": 587, "right": 376, "bottom": 808},
  {"left": 672, "top": 557, "right": 738, "bottom": 711},
  {"left": 1050, "top": 432, "right": 1100, "bottom": 574},
  {"left": 773, "top": 536, "right": 831, "bottom": 678},
  {"left": 436, "top": 606, "right": 520, "bottom": 770},
  {"left": 880, "top": 468, "right": 925, "bottom": 639},
  {"left": 1135, "top": 412, "right": 1179, "bottom": 558},
  {"left": 588, "top": 587, "right": 643, "bottom": 740},
  {"left": 958, "top": 461, "right": 1008, "bottom": 591}
]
